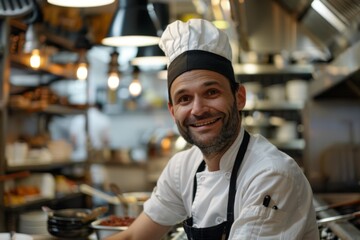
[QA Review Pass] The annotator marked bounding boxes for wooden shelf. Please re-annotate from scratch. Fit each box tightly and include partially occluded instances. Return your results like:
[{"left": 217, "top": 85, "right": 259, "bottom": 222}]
[
  {"left": 269, "top": 138, "right": 305, "bottom": 150},
  {"left": 6, "top": 160, "right": 86, "bottom": 173},
  {"left": 4, "top": 192, "right": 84, "bottom": 213},
  {"left": 244, "top": 100, "right": 304, "bottom": 111},
  {"left": 10, "top": 54, "right": 77, "bottom": 79}
]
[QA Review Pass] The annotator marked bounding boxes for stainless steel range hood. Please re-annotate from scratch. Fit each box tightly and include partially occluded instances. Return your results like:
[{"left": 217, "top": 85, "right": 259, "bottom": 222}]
[
  {"left": 274, "top": 0, "right": 360, "bottom": 99},
  {"left": 224, "top": 0, "right": 360, "bottom": 98},
  {"left": 276, "top": 0, "right": 360, "bottom": 59}
]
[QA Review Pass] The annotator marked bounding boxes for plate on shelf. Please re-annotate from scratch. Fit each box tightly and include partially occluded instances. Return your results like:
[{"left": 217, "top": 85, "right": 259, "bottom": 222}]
[{"left": 0, "top": 233, "right": 33, "bottom": 240}]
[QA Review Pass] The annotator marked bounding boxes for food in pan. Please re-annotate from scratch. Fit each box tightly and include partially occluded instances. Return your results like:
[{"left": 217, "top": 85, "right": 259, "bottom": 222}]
[{"left": 99, "top": 215, "right": 136, "bottom": 227}]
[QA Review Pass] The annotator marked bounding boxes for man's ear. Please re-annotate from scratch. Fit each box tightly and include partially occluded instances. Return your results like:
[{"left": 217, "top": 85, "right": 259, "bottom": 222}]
[
  {"left": 236, "top": 85, "right": 246, "bottom": 110},
  {"left": 167, "top": 102, "right": 176, "bottom": 121}
]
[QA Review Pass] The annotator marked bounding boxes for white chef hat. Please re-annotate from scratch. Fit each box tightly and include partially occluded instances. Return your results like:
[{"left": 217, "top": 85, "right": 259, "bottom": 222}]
[{"left": 159, "top": 19, "right": 236, "bottom": 93}]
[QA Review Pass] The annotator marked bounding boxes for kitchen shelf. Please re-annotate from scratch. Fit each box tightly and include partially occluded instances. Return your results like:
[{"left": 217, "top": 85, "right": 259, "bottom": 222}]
[
  {"left": 6, "top": 161, "right": 86, "bottom": 173},
  {"left": 10, "top": 54, "right": 76, "bottom": 79},
  {"left": 243, "top": 100, "right": 304, "bottom": 111},
  {"left": 9, "top": 104, "right": 88, "bottom": 115},
  {"left": 269, "top": 138, "right": 305, "bottom": 150},
  {"left": 234, "top": 63, "right": 314, "bottom": 75},
  {"left": 4, "top": 192, "right": 84, "bottom": 213}
]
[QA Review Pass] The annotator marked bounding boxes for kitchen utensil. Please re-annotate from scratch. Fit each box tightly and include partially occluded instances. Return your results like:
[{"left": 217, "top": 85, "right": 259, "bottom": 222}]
[
  {"left": 42, "top": 206, "right": 54, "bottom": 217},
  {"left": 45, "top": 207, "right": 104, "bottom": 239},
  {"left": 81, "top": 206, "right": 109, "bottom": 223},
  {"left": 43, "top": 206, "right": 108, "bottom": 223},
  {"left": 315, "top": 198, "right": 360, "bottom": 212},
  {"left": 79, "top": 184, "right": 120, "bottom": 205},
  {"left": 109, "top": 183, "right": 129, "bottom": 216},
  {"left": 317, "top": 210, "right": 360, "bottom": 225}
]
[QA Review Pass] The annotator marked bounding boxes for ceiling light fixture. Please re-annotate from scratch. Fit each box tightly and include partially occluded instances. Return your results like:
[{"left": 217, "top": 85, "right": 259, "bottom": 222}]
[
  {"left": 107, "top": 49, "right": 121, "bottom": 90},
  {"left": 47, "top": 0, "right": 115, "bottom": 8},
  {"left": 74, "top": 26, "right": 92, "bottom": 81},
  {"left": 23, "top": 2, "right": 43, "bottom": 69},
  {"left": 76, "top": 50, "right": 88, "bottom": 80},
  {"left": 129, "top": 68, "right": 142, "bottom": 97},
  {"left": 101, "top": 0, "right": 160, "bottom": 47},
  {"left": 131, "top": 45, "right": 167, "bottom": 71}
]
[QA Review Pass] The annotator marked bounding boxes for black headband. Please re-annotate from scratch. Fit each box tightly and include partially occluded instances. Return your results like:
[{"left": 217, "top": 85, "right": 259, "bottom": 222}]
[{"left": 167, "top": 50, "right": 236, "bottom": 99}]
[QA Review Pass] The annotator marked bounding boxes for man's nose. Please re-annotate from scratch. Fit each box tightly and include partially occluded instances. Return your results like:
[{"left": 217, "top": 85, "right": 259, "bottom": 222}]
[{"left": 191, "top": 96, "right": 207, "bottom": 116}]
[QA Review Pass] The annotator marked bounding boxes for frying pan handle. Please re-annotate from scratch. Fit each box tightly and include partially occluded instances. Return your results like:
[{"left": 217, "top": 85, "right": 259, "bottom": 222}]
[{"left": 79, "top": 184, "right": 120, "bottom": 205}]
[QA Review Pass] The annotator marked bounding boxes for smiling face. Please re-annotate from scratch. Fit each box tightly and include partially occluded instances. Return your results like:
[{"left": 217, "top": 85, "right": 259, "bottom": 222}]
[{"left": 168, "top": 70, "right": 246, "bottom": 156}]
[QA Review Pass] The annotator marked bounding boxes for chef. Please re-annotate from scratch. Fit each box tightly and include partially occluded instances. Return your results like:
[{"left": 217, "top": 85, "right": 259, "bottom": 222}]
[{"left": 106, "top": 19, "right": 319, "bottom": 240}]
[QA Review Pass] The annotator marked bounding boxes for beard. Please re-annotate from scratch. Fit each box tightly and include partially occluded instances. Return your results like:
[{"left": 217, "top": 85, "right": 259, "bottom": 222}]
[{"left": 176, "top": 103, "right": 241, "bottom": 156}]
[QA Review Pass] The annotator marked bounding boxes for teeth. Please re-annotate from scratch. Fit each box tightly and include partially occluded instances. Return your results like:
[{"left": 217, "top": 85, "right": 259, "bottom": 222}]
[{"left": 193, "top": 119, "right": 217, "bottom": 127}]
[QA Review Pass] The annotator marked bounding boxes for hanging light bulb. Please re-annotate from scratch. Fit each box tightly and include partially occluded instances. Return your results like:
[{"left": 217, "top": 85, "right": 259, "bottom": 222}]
[
  {"left": 76, "top": 62, "right": 88, "bottom": 80},
  {"left": 108, "top": 72, "right": 120, "bottom": 90},
  {"left": 129, "top": 79, "right": 142, "bottom": 97},
  {"left": 24, "top": 23, "right": 43, "bottom": 69},
  {"left": 76, "top": 49, "right": 89, "bottom": 80},
  {"left": 29, "top": 49, "right": 41, "bottom": 69},
  {"left": 107, "top": 49, "right": 121, "bottom": 90},
  {"left": 129, "top": 67, "right": 142, "bottom": 97}
]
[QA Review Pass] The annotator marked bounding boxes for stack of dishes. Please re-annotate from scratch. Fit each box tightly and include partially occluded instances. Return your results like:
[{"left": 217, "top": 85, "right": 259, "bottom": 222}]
[
  {"left": 47, "top": 208, "right": 94, "bottom": 239},
  {"left": 19, "top": 211, "right": 48, "bottom": 235},
  {"left": 0, "top": 233, "right": 33, "bottom": 240}
]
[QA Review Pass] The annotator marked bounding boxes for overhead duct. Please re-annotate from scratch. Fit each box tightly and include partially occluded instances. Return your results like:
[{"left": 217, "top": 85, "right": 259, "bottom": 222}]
[
  {"left": 227, "top": 0, "right": 328, "bottom": 64},
  {"left": 275, "top": 0, "right": 360, "bottom": 60}
]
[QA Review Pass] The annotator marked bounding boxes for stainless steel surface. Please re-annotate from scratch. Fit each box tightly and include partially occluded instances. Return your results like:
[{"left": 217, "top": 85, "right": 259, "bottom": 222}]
[
  {"left": 317, "top": 211, "right": 360, "bottom": 225},
  {"left": 276, "top": 0, "right": 360, "bottom": 59},
  {"left": 303, "top": 100, "right": 360, "bottom": 192},
  {"left": 314, "top": 194, "right": 360, "bottom": 239},
  {"left": 311, "top": 41, "right": 360, "bottom": 99}
]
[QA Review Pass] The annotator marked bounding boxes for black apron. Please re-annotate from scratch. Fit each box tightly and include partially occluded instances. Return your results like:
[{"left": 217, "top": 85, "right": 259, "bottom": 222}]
[{"left": 183, "top": 131, "right": 250, "bottom": 240}]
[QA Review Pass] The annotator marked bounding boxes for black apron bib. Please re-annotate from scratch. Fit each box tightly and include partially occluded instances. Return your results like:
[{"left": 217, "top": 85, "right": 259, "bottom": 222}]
[{"left": 183, "top": 131, "right": 250, "bottom": 240}]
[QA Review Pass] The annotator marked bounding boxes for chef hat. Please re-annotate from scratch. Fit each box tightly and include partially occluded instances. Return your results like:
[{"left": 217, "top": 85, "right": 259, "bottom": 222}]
[{"left": 159, "top": 19, "right": 236, "bottom": 94}]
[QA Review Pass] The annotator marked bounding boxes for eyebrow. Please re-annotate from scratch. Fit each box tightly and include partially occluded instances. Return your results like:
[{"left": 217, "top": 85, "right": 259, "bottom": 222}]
[{"left": 173, "top": 80, "right": 222, "bottom": 99}]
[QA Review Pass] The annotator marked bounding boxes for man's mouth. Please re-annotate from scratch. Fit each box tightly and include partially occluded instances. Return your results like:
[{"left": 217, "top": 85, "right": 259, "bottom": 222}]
[{"left": 190, "top": 118, "right": 220, "bottom": 127}]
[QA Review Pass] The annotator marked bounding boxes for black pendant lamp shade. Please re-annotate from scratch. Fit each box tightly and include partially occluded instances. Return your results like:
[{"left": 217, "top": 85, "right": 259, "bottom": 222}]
[
  {"left": 132, "top": 45, "right": 167, "bottom": 67},
  {"left": 101, "top": 0, "right": 160, "bottom": 47}
]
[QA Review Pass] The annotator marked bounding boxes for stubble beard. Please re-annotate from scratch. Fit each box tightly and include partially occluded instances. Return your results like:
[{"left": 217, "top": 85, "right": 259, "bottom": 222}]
[{"left": 176, "top": 103, "right": 241, "bottom": 156}]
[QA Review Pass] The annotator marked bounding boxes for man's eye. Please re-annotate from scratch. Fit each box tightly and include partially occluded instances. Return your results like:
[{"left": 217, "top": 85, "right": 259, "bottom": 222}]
[
  {"left": 207, "top": 89, "right": 219, "bottom": 96},
  {"left": 178, "top": 95, "right": 191, "bottom": 103}
]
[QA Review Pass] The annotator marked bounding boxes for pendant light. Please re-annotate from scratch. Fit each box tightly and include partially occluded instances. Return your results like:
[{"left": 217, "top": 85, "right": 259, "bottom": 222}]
[
  {"left": 107, "top": 49, "right": 120, "bottom": 90},
  {"left": 129, "top": 67, "right": 142, "bottom": 97},
  {"left": 101, "top": 0, "right": 160, "bottom": 47},
  {"left": 47, "top": 0, "right": 115, "bottom": 8},
  {"left": 131, "top": 45, "right": 167, "bottom": 70},
  {"left": 23, "top": 1, "right": 43, "bottom": 69},
  {"left": 74, "top": 25, "right": 92, "bottom": 81},
  {"left": 131, "top": 2, "right": 169, "bottom": 70}
]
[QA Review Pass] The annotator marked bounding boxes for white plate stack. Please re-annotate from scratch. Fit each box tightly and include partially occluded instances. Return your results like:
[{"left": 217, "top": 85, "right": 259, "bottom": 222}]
[{"left": 19, "top": 211, "right": 49, "bottom": 236}]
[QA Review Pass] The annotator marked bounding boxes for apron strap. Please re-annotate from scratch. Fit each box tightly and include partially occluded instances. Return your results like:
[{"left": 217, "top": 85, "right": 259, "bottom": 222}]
[
  {"left": 227, "top": 131, "right": 250, "bottom": 224},
  {"left": 192, "top": 160, "right": 206, "bottom": 201}
]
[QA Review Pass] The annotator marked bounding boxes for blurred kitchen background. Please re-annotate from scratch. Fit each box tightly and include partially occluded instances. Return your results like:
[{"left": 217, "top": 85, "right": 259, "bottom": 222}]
[{"left": 0, "top": 0, "right": 359, "bottom": 237}]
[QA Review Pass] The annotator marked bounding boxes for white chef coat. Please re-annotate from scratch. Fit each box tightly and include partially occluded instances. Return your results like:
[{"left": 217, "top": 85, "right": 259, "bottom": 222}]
[{"left": 144, "top": 128, "right": 319, "bottom": 239}]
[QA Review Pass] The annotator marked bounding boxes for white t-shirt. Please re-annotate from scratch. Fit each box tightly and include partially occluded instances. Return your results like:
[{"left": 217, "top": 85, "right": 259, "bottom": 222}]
[{"left": 144, "top": 128, "right": 319, "bottom": 239}]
